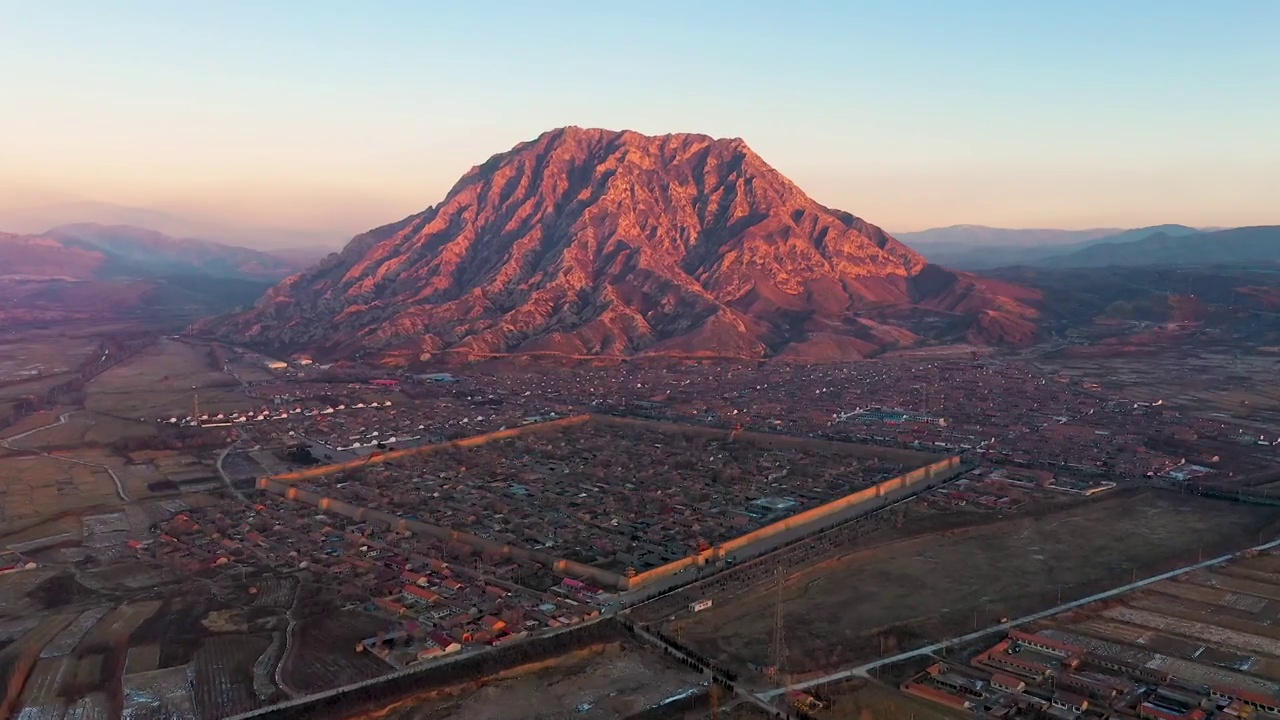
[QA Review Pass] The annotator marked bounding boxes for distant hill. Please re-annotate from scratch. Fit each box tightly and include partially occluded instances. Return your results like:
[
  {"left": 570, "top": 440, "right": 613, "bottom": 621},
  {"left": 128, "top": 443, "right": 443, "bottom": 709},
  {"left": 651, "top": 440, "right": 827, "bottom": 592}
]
[
  {"left": 266, "top": 246, "right": 336, "bottom": 267},
  {"left": 901, "top": 224, "right": 1201, "bottom": 269},
  {"left": 0, "top": 231, "right": 105, "bottom": 280},
  {"left": 1037, "top": 226, "right": 1280, "bottom": 268},
  {"left": 0, "top": 224, "right": 306, "bottom": 327},
  {"left": 897, "top": 225, "right": 1123, "bottom": 248},
  {"left": 0, "top": 201, "right": 348, "bottom": 251},
  {"left": 41, "top": 223, "right": 313, "bottom": 280}
]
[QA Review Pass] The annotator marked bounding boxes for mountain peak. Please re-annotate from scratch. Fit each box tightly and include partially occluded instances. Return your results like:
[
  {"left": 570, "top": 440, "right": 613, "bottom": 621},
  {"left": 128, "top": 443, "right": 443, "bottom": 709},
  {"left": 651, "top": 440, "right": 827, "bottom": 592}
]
[
  {"left": 537, "top": 125, "right": 745, "bottom": 146},
  {"left": 202, "top": 128, "right": 1037, "bottom": 360}
]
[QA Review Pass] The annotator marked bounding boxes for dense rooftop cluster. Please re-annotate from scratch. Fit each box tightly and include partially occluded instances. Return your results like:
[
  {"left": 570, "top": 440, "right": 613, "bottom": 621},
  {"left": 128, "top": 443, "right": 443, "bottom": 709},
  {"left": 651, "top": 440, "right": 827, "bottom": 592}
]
[
  {"left": 142, "top": 494, "right": 601, "bottom": 666},
  {"left": 236, "top": 359, "right": 1257, "bottom": 487},
  {"left": 298, "top": 423, "right": 914, "bottom": 573}
]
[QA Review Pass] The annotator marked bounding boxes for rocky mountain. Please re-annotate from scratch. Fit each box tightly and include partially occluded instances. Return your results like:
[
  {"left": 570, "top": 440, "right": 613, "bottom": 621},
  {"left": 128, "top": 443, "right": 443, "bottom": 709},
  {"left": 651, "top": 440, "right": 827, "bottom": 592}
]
[
  {"left": 201, "top": 127, "right": 1040, "bottom": 362},
  {"left": 1037, "top": 226, "right": 1279, "bottom": 268}
]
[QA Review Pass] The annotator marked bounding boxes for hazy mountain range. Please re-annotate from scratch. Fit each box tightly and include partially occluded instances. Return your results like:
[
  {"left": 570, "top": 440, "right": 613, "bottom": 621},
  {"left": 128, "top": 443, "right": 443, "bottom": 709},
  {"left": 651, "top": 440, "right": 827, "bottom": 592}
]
[
  {"left": 900, "top": 224, "right": 1211, "bottom": 269},
  {"left": 0, "top": 201, "right": 348, "bottom": 252},
  {"left": 0, "top": 223, "right": 319, "bottom": 282},
  {"left": 0, "top": 223, "right": 331, "bottom": 327},
  {"left": 902, "top": 223, "right": 1278, "bottom": 270},
  {"left": 1038, "top": 226, "right": 1280, "bottom": 268}
]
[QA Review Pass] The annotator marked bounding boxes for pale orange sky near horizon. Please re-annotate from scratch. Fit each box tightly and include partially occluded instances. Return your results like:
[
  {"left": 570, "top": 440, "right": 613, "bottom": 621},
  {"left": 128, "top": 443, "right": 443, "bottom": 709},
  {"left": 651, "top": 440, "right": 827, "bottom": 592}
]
[
  {"left": 2, "top": 1, "right": 1277, "bottom": 242},
  {"left": 4, "top": 140, "right": 1273, "bottom": 239}
]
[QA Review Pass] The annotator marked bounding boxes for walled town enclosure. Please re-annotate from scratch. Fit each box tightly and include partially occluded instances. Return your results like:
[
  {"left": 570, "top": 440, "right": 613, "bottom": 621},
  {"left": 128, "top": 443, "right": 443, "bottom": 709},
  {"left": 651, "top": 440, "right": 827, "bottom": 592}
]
[{"left": 257, "top": 415, "right": 961, "bottom": 590}]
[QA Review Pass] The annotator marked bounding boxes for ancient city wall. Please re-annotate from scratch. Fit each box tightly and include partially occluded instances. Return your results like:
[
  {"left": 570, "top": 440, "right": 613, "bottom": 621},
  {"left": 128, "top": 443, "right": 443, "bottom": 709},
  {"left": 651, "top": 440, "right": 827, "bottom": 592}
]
[
  {"left": 622, "top": 454, "right": 961, "bottom": 590},
  {"left": 592, "top": 414, "right": 936, "bottom": 466},
  {"left": 265, "top": 414, "right": 593, "bottom": 485},
  {"left": 257, "top": 413, "right": 957, "bottom": 591},
  {"left": 266, "top": 413, "right": 937, "bottom": 487},
  {"left": 715, "top": 455, "right": 959, "bottom": 556}
]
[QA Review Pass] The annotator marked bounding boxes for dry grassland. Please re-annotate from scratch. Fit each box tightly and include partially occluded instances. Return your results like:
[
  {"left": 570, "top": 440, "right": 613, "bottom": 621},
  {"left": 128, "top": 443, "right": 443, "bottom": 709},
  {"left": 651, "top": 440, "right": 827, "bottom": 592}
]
[
  {"left": 677, "top": 492, "right": 1280, "bottom": 676},
  {"left": 87, "top": 340, "right": 246, "bottom": 419},
  {"left": 351, "top": 642, "right": 700, "bottom": 720},
  {"left": 0, "top": 456, "right": 123, "bottom": 529}
]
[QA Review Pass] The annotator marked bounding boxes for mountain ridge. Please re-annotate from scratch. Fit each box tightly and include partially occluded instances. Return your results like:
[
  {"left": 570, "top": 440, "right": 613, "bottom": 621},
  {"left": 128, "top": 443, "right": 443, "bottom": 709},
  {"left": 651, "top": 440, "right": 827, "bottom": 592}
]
[
  {"left": 0, "top": 201, "right": 349, "bottom": 251},
  {"left": 903, "top": 224, "right": 1206, "bottom": 270},
  {"left": 0, "top": 223, "right": 314, "bottom": 281},
  {"left": 200, "top": 127, "right": 1040, "bottom": 362},
  {"left": 1038, "top": 225, "right": 1280, "bottom": 268}
]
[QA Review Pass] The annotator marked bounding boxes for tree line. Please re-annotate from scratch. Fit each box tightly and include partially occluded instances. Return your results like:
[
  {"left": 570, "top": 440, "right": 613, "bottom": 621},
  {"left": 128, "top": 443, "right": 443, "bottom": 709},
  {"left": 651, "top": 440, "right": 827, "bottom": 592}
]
[{"left": 1, "top": 331, "right": 157, "bottom": 433}]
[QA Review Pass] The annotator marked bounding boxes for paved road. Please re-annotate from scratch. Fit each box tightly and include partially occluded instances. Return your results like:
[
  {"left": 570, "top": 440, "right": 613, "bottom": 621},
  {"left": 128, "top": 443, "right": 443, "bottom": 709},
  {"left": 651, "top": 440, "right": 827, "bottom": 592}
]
[
  {"left": 273, "top": 576, "right": 303, "bottom": 699},
  {"left": 759, "top": 536, "right": 1280, "bottom": 700},
  {"left": 1, "top": 411, "right": 73, "bottom": 445},
  {"left": 216, "top": 437, "right": 248, "bottom": 503}
]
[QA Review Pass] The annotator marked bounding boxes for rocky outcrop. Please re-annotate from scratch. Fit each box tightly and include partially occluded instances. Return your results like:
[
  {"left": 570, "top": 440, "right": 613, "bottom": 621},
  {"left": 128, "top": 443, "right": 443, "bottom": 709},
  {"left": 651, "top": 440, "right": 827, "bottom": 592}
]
[{"left": 203, "top": 127, "right": 1038, "bottom": 360}]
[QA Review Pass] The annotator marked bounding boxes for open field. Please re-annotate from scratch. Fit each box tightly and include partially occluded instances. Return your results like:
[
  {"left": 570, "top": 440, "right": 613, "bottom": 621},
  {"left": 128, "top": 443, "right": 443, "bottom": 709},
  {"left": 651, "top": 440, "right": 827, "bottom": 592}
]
[
  {"left": 804, "top": 679, "right": 966, "bottom": 720},
  {"left": 674, "top": 491, "right": 1280, "bottom": 676},
  {"left": 1038, "top": 349, "right": 1280, "bottom": 428},
  {"left": 0, "top": 377, "right": 72, "bottom": 425},
  {"left": 0, "top": 329, "right": 101, "bottom": 384},
  {"left": 887, "top": 543, "right": 1280, "bottom": 718},
  {"left": 86, "top": 339, "right": 246, "bottom": 419},
  {"left": 0, "top": 408, "right": 75, "bottom": 442},
  {"left": 0, "top": 322, "right": 138, "bottom": 433},
  {"left": 284, "top": 610, "right": 392, "bottom": 694},
  {"left": 0, "top": 514, "right": 84, "bottom": 554},
  {"left": 222, "top": 357, "right": 277, "bottom": 384},
  {"left": 1, "top": 411, "right": 156, "bottom": 449},
  {"left": 0, "top": 568, "right": 289, "bottom": 718},
  {"left": 0, "top": 456, "right": 124, "bottom": 529},
  {"left": 15, "top": 655, "right": 73, "bottom": 718},
  {"left": 0, "top": 574, "right": 71, "bottom": 628},
  {"left": 121, "top": 665, "right": 199, "bottom": 719},
  {"left": 191, "top": 634, "right": 273, "bottom": 720},
  {"left": 0, "top": 613, "right": 75, "bottom": 716},
  {"left": 347, "top": 642, "right": 702, "bottom": 720},
  {"left": 81, "top": 601, "right": 163, "bottom": 648}
]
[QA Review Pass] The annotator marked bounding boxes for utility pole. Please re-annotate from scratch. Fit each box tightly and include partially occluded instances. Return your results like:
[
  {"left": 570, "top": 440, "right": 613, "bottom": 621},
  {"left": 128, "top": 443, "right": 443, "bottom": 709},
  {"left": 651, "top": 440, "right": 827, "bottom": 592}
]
[{"left": 770, "top": 571, "right": 787, "bottom": 688}]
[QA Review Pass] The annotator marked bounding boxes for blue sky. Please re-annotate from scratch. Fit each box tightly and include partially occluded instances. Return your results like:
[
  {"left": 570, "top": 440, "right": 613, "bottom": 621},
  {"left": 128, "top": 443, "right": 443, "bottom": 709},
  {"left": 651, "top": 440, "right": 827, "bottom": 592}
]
[{"left": 0, "top": 0, "right": 1276, "bottom": 240}]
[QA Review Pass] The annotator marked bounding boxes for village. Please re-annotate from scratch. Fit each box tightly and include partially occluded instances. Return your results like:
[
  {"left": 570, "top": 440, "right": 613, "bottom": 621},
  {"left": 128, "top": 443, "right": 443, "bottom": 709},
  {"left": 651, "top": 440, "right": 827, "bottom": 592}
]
[
  {"left": 145, "top": 493, "right": 605, "bottom": 670},
  {"left": 200, "top": 352, "right": 1277, "bottom": 498},
  {"left": 3, "top": 338, "right": 1279, "bottom": 720},
  {"left": 901, "top": 543, "right": 1280, "bottom": 719},
  {"left": 284, "top": 419, "right": 925, "bottom": 575}
]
